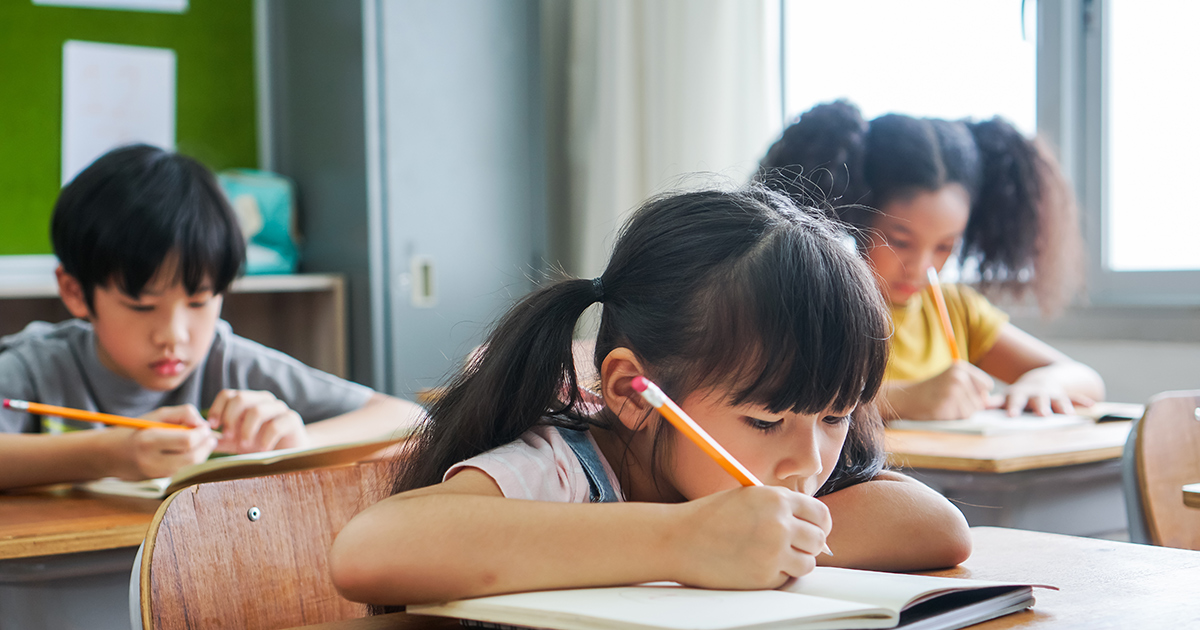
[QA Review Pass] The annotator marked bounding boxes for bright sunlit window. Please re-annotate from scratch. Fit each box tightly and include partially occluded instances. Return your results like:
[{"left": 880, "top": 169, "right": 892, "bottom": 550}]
[
  {"left": 781, "top": 0, "right": 1036, "bottom": 134},
  {"left": 1106, "top": 0, "right": 1200, "bottom": 271}
]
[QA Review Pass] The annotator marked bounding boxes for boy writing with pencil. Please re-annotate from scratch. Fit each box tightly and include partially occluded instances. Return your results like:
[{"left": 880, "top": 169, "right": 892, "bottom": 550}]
[{"left": 0, "top": 144, "right": 424, "bottom": 490}]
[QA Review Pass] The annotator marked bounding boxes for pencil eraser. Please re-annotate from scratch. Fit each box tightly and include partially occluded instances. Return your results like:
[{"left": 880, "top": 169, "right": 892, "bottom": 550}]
[{"left": 630, "top": 376, "right": 648, "bottom": 393}]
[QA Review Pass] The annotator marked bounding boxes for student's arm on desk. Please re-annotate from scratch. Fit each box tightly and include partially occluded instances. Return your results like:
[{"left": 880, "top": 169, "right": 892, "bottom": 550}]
[
  {"left": 210, "top": 392, "right": 424, "bottom": 453},
  {"left": 817, "top": 471, "right": 971, "bottom": 571},
  {"left": 0, "top": 406, "right": 214, "bottom": 490},
  {"left": 303, "top": 393, "right": 425, "bottom": 445},
  {"left": 974, "top": 324, "right": 1105, "bottom": 416},
  {"left": 330, "top": 468, "right": 831, "bottom": 606}
]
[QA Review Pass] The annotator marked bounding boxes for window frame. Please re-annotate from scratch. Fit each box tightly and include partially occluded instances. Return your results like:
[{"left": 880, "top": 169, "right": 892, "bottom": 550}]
[{"left": 1075, "top": 0, "right": 1200, "bottom": 305}]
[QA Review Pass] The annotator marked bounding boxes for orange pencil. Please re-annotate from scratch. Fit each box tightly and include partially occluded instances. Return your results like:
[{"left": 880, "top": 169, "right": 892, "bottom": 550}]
[
  {"left": 2, "top": 399, "right": 190, "bottom": 431},
  {"left": 630, "top": 376, "right": 832, "bottom": 555},
  {"left": 925, "top": 267, "right": 961, "bottom": 361}
]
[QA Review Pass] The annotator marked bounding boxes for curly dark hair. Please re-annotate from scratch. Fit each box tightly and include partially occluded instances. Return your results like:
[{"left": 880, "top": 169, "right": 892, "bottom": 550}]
[{"left": 757, "top": 99, "right": 1082, "bottom": 316}]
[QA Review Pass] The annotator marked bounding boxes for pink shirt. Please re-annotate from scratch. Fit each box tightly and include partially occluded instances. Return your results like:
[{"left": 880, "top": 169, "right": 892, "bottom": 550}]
[{"left": 445, "top": 425, "right": 624, "bottom": 503}]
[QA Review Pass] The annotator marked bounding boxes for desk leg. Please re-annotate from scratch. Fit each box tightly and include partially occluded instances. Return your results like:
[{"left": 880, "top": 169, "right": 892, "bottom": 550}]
[
  {"left": 904, "top": 459, "right": 1128, "bottom": 538},
  {"left": 0, "top": 547, "right": 136, "bottom": 630}
]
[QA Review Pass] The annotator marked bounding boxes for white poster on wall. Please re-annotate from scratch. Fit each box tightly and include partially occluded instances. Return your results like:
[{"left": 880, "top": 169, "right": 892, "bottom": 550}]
[
  {"left": 61, "top": 40, "right": 176, "bottom": 185},
  {"left": 33, "top": 0, "right": 187, "bottom": 13}
]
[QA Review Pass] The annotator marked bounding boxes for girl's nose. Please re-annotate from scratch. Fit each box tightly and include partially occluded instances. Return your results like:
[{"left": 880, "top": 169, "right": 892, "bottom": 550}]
[{"left": 776, "top": 425, "right": 824, "bottom": 485}]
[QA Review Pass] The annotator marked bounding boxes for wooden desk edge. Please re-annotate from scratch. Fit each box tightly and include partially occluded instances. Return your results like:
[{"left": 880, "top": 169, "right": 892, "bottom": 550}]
[
  {"left": 886, "top": 443, "right": 1126, "bottom": 473},
  {"left": 0, "top": 523, "right": 149, "bottom": 560},
  {"left": 1184, "top": 483, "right": 1200, "bottom": 509}
]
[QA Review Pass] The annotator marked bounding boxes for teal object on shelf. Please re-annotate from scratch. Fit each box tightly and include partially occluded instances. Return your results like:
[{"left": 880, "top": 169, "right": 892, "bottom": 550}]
[{"left": 218, "top": 169, "right": 300, "bottom": 274}]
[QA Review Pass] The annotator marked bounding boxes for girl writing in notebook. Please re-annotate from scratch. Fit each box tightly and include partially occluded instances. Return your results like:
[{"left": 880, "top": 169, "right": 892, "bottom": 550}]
[
  {"left": 758, "top": 100, "right": 1105, "bottom": 421},
  {"left": 330, "top": 187, "right": 971, "bottom": 606}
]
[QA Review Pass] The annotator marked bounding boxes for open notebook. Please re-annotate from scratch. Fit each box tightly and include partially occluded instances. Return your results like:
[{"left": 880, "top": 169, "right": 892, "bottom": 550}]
[
  {"left": 409, "top": 566, "right": 1042, "bottom": 630},
  {"left": 886, "top": 402, "right": 1144, "bottom": 436},
  {"left": 78, "top": 432, "right": 408, "bottom": 499}
]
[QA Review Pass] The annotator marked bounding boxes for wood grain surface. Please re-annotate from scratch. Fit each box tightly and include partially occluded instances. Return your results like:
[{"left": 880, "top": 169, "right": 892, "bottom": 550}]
[
  {"left": 288, "top": 526, "right": 1200, "bottom": 630},
  {"left": 884, "top": 421, "right": 1131, "bottom": 473},
  {"left": 142, "top": 461, "right": 392, "bottom": 630},
  {"left": 0, "top": 485, "right": 160, "bottom": 559}
]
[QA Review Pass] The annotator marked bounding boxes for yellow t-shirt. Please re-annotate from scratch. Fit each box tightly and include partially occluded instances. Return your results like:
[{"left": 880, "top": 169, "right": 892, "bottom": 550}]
[{"left": 886, "top": 283, "right": 1010, "bottom": 383}]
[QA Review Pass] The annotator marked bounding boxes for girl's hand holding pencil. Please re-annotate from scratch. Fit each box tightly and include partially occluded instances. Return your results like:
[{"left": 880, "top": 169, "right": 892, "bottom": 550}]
[{"left": 630, "top": 376, "right": 834, "bottom": 586}]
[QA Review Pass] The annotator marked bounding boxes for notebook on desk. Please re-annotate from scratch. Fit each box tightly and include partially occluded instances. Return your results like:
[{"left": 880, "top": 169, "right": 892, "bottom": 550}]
[
  {"left": 408, "top": 566, "right": 1043, "bottom": 630},
  {"left": 78, "top": 432, "right": 407, "bottom": 499}
]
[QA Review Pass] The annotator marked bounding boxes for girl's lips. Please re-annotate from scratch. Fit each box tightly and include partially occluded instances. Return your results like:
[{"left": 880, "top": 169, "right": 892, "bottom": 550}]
[{"left": 150, "top": 359, "right": 186, "bottom": 377}]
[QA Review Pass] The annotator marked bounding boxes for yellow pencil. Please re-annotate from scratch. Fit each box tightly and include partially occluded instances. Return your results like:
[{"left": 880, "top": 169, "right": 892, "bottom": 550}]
[
  {"left": 925, "top": 267, "right": 961, "bottom": 361},
  {"left": 630, "top": 376, "right": 832, "bottom": 555},
  {"left": 3, "top": 399, "right": 191, "bottom": 431}
]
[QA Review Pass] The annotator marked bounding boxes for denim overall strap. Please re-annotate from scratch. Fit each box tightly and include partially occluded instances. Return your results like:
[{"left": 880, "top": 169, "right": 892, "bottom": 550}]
[{"left": 555, "top": 426, "right": 620, "bottom": 503}]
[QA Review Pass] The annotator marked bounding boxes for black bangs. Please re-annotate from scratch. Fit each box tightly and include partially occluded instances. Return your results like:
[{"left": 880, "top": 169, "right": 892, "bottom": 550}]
[
  {"left": 674, "top": 207, "right": 890, "bottom": 417},
  {"left": 52, "top": 144, "right": 245, "bottom": 305}
]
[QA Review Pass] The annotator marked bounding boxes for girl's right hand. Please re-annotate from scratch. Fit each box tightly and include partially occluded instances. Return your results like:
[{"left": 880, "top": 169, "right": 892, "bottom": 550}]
[
  {"left": 895, "top": 361, "right": 994, "bottom": 420},
  {"left": 100, "top": 404, "right": 217, "bottom": 480},
  {"left": 672, "top": 485, "right": 832, "bottom": 590}
]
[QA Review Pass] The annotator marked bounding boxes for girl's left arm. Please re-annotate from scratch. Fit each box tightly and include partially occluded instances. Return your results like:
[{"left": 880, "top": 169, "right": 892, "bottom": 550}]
[
  {"left": 974, "top": 323, "right": 1105, "bottom": 415},
  {"left": 817, "top": 471, "right": 972, "bottom": 571}
]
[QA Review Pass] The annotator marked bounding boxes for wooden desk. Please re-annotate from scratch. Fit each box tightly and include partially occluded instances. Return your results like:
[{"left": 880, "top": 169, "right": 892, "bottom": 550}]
[
  {"left": 0, "top": 487, "right": 159, "bottom": 629},
  {"left": 290, "top": 527, "right": 1200, "bottom": 630},
  {"left": 884, "top": 422, "right": 1132, "bottom": 537},
  {"left": 884, "top": 421, "right": 1132, "bottom": 474},
  {"left": 1185, "top": 483, "right": 1200, "bottom": 509},
  {"left": 0, "top": 486, "right": 159, "bottom": 560}
]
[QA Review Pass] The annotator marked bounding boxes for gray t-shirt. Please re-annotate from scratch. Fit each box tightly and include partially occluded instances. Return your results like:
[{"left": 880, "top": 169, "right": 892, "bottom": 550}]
[{"left": 0, "top": 319, "right": 374, "bottom": 433}]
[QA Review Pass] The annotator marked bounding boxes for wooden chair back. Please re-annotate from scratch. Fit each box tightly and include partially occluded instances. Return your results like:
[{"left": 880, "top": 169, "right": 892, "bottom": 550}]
[
  {"left": 1129, "top": 391, "right": 1200, "bottom": 549},
  {"left": 139, "top": 461, "right": 391, "bottom": 630}
]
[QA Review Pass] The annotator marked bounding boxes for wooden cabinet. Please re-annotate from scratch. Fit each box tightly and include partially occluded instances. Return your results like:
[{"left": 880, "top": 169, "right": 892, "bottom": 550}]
[{"left": 0, "top": 273, "right": 347, "bottom": 379}]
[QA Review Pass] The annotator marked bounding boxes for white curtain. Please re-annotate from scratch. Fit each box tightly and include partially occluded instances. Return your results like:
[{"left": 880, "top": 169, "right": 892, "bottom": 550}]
[{"left": 559, "top": 0, "right": 781, "bottom": 278}]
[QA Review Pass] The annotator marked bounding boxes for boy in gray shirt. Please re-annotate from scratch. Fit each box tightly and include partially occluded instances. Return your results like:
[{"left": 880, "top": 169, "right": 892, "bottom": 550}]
[{"left": 0, "top": 145, "right": 424, "bottom": 490}]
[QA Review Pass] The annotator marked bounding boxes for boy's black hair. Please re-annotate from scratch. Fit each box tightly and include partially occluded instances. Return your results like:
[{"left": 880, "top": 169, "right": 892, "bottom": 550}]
[
  {"left": 757, "top": 99, "right": 1082, "bottom": 315},
  {"left": 390, "top": 185, "right": 891, "bottom": 499},
  {"left": 51, "top": 144, "right": 245, "bottom": 308}
]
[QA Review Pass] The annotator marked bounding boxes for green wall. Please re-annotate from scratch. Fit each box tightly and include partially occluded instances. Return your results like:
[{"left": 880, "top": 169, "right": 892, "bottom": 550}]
[{"left": 0, "top": 0, "right": 257, "bottom": 255}]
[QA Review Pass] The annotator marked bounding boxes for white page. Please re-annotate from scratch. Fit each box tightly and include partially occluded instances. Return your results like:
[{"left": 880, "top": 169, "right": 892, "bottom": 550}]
[
  {"left": 34, "top": 0, "right": 186, "bottom": 13},
  {"left": 62, "top": 40, "right": 175, "bottom": 185},
  {"left": 413, "top": 585, "right": 891, "bottom": 630},
  {"left": 785, "top": 567, "right": 1025, "bottom": 612},
  {"left": 888, "top": 409, "right": 1092, "bottom": 435}
]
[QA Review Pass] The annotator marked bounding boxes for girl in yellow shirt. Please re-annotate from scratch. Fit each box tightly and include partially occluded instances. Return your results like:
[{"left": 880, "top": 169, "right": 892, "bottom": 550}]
[{"left": 758, "top": 100, "right": 1104, "bottom": 420}]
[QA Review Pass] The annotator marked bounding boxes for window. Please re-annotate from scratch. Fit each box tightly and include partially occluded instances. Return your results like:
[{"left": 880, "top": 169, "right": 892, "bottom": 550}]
[
  {"left": 1104, "top": 1, "right": 1200, "bottom": 272},
  {"left": 781, "top": 0, "right": 1036, "bottom": 133}
]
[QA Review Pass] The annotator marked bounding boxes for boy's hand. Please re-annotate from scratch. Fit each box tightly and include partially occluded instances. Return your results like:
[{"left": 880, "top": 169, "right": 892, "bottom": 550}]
[
  {"left": 103, "top": 404, "right": 217, "bottom": 480},
  {"left": 673, "top": 486, "right": 831, "bottom": 590},
  {"left": 209, "top": 389, "right": 309, "bottom": 453}
]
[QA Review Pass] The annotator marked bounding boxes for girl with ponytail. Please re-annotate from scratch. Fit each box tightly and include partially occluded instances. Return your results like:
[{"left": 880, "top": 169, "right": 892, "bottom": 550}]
[
  {"left": 330, "top": 187, "right": 971, "bottom": 607},
  {"left": 759, "top": 100, "right": 1105, "bottom": 422}
]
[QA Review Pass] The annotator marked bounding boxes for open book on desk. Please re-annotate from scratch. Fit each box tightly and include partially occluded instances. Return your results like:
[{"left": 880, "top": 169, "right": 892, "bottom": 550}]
[
  {"left": 408, "top": 566, "right": 1044, "bottom": 630},
  {"left": 78, "top": 432, "right": 408, "bottom": 499},
  {"left": 886, "top": 402, "right": 1144, "bottom": 436}
]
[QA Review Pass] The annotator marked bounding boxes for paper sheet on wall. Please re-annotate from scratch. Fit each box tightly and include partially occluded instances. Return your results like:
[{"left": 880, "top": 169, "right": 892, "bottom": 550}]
[
  {"left": 34, "top": 0, "right": 187, "bottom": 14},
  {"left": 61, "top": 40, "right": 176, "bottom": 185}
]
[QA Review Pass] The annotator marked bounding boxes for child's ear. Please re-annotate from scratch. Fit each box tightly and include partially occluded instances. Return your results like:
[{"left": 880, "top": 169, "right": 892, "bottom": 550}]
[
  {"left": 55, "top": 267, "right": 92, "bottom": 320},
  {"left": 599, "top": 347, "right": 654, "bottom": 432}
]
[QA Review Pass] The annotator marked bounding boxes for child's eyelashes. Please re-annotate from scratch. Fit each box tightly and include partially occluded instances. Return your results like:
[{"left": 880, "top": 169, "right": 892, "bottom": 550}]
[
  {"left": 822, "top": 414, "right": 851, "bottom": 426},
  {"left": 741, "top": 416, "right": 784, "bottom": 434}
]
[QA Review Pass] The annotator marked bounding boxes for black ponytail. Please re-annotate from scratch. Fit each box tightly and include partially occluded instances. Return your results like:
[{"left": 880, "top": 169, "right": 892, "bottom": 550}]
[
  {"left": 757, "top": 100, "right": 875, "bottom": 233},
  {"left": 391, "top": 278, "right": 600, "bottom": 494},
  {"left": 966, "top": 119, "right": 1083, "bottom": 313}
]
